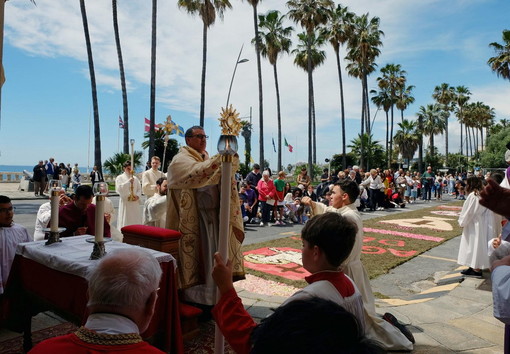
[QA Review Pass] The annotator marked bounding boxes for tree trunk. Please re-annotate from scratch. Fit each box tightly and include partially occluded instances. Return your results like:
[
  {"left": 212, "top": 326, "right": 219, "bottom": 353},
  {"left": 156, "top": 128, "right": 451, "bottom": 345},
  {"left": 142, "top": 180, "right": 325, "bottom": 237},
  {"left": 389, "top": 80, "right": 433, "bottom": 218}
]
[
  {"left": 252, "top": 5, "right": 264, "bottom": 170},
  {"left": 360, "top": 83, "right": 365, "bottom": 170},
  {"left": 430, "top": 134, "right": 435, "bottom": 158},
  {"left": 334, "top": 49, "right": 346, "bottom": 169},
  {"left": 460, "top": 118, "right": 463, "bottom": 156},
  {"left": 418, "top": 116, "right": 423, "bottom": 172},
  {"left": 364, "top": 74, "right": 371, "bottom": 136},
  {"left": 112, "top": 0, "right": 129, "bottom": 154},
  {"left": 311, "top": 74, "right": 316, "bottom": 165},
  {"left": 80, "top": 0, "right": 102, "bottom": 175},
  {"left": 445, "top": 115, "right": 448, "bottom": 166},
  {"left": 385, "top": 110, "right": 389, "bottom": 166},
  {"left": 149, "top": 0, "right": 157, "bottom": 160},
  {"left": 306, "top": 32, "right": 313, "bottom": 179},
  {"left": 199, "top": 19, "right": 208, "bottom": 127},
  {"left": 273, "top": 63, "right": 282, "bottom": 172},
  {"left": 389, "top": 105, "right": 394, "bottom": 168}
]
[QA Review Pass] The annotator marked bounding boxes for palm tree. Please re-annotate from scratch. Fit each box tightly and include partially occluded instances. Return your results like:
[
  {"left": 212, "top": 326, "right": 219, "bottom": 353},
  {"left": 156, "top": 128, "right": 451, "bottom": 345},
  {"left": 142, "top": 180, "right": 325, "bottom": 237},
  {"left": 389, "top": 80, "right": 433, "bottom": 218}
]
[
  {"left": 376, "top": 63, "right": 406, "bottom": 167},
  {"left": 488, "top": 29, "right": 510, "bottom": 82},
  {"left": 453, "top": 85, "right": 471, "bottom": 156},
  {"left": 323, "top": 4, "right": 354, "bottom": 170},
  {"left": 240, "top": 120, "right": 252, "bottom": 169},
  {"left": 148, "top": 0, "right": 157, "bottom": 159},
  {"left": 244, "top": 0, "right": 265, "bottom": 170},
  {"left": 112, "top": 0, "right": 129, "bottom": 154},
  {"left": 292, "top": 31, "right": 327, "bottom": 168},
  {"left": 418, "top": 104, "right": 447, "bottom": 160},
  {"left": 393, "top": 119, "right": 419, "bottom": 167},
  {"left": 104, "top": 152, "right": 144, "bottom": 176},
  {"left": 79, "top": 0, "right": 103, "bottom": 176},
  {"left": 463, "top": 101, "right": 495, "bottom": 155},
  {"left": 370, "top": 88, "right": 392, "bottom": 165},
  {"left": 345, "top": 13, "right": 383, "bottom": 169},
  {"left": 178, "top": 0, "right": 232, "bottom": 126},
  {"left": 256, "top": 10, "right": 292, "bottom": 172},
  {"left": 287, "top": 0, "right": 333, "bottom": 179},
  {"left": 348, "top": 133, "right": 384, "bottom": 170},
  {"left": 396, "top": 84, "right": 415, "bottom": 122},
  {"left": 432, "top": 83, "right": 455, "bottom": 166}
]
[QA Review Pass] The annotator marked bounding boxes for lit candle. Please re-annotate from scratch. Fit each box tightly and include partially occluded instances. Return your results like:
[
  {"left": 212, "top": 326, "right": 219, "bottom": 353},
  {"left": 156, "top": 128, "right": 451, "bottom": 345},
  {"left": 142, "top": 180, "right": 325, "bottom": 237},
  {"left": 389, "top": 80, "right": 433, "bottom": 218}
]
[{"left": 49, "top": 180, "right": 62, "bottom": 233}]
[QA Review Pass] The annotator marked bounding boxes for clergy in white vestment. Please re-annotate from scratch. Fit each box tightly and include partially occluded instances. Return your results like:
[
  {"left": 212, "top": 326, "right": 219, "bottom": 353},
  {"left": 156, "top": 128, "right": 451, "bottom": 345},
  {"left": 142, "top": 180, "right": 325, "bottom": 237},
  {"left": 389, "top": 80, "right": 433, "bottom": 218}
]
[
  {"left": 0, "top": 195, "right": 32, "bottom": 294},
  {"left": 167, "top": 126, "right": 245, "bottom": 306},
  {"left": 92, "top": 194, "right": 123, "bottom": 242},
  {"left": 115, "top": 161, "right": 142, "bottom": 230},
  {"left": 142, "top": 156, "right": 165, "bottom": 198},
  {"left": 458, "top": 176, "right": 496, "bottom": 273},
  {"left": 302, "top": 179, "right": 414, "bottom": 350},
  {"left": 143, "top": 177, "right": 168, "bottom": 228}
]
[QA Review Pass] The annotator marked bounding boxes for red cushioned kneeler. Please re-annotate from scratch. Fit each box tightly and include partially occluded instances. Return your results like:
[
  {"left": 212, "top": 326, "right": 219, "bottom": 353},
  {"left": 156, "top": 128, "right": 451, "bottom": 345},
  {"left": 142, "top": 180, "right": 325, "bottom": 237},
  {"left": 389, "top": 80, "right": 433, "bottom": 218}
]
[{"left": 121, "top": 225, "right": 182, "bottom": 265}]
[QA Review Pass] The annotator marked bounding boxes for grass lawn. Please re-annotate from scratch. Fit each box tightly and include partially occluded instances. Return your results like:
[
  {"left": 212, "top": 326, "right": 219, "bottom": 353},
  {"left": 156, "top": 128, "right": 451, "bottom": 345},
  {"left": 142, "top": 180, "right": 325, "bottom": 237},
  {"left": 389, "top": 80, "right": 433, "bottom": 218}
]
[{"left": 241, "top": 200, "right": 464, "bottom": 288}]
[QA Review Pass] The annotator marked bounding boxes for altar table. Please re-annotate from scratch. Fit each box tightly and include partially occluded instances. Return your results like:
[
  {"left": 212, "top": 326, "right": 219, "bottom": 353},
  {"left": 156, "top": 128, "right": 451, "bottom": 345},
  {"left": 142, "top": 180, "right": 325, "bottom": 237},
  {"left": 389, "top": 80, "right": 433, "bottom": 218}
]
[{"left": 3, "top": 236, "right": 184, "bottom": 353}]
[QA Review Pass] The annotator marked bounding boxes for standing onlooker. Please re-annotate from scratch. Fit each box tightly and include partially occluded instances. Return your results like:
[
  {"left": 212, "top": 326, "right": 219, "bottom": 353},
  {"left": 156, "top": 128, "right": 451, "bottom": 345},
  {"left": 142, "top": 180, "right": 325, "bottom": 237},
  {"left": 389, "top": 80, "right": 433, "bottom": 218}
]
[
  {"left": 421, "top": 166, "right": 435, "bottom": 202},
  {"left": 273, "top": 171, "right": 287, "bottom": 225},
  {"left": 90, "top": 165, "right": 103, "bottom": 185},
  {"left": 59, "top": 169, "right": 70, "bottom": 191},
  {"left": 361, "top": 169, "right": 384, "bottom": 211},
  {"left": 45, "top": 157, "right": 55, "bottom": 181},
  {"left": 257, "top": 170, "right": 276, "bottom": 227},
  {"left": 457, "top": 176, "right": 495, "bottom": 277},
  {"left": 245, "top": 164, "right": 262, "bottom": 218},
  {"left": 71, "top": 167, "right": 81, "bottom": 193},
  {"left": 32, "top": 160, "right": 47, "bottom": 197},
  {"left": 242, "top": 183, "right": 258, "bottom": 223}
]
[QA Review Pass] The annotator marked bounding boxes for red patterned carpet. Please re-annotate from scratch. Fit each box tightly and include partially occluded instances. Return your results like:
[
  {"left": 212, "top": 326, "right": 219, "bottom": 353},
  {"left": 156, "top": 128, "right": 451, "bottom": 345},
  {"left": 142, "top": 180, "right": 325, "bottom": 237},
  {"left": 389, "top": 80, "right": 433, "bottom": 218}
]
[
  {"left": 184, "top": 321, "right": 235, "bottom": 354},
  {"left": 0, "top": 322, "right": 78, "bottom": 354}
]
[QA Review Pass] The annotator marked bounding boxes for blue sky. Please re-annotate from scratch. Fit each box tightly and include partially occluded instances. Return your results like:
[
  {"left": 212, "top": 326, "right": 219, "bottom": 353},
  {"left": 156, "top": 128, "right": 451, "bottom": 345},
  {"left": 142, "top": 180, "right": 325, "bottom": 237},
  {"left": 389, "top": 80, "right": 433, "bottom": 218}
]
[{"left": 1, "top": 0, "right": 509, "bottom": 170}]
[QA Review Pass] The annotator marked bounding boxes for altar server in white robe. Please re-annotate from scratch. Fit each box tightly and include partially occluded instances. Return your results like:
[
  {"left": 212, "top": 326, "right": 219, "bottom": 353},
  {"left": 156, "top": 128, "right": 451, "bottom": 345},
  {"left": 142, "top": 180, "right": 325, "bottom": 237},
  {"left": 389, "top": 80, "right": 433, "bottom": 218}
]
[
  {"left": 143, "top": 177, "right": 167, "bottom": 228},
  {"left": 142, "top": 156, "right": 165, "bottom": 198},
  {"left": 302, "top": 179, "right": 414, "bottom": 350},
  {"left": 0, "top": 195, "right": 32, "bottom": 294},
  {"left": 458, "top": 176, "right": 496, "bottom": 276},
  {"left": 115, "top": 161, "right": 142, "bottom": 230}
]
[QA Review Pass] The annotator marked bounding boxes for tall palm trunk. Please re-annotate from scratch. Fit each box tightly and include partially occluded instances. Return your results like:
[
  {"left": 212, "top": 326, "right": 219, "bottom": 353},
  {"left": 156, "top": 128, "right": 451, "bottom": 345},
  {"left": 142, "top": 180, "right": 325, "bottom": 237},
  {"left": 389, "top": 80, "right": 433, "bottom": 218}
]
[
  {"left": 80, "top": 0, "right": 102, "bottom": 175},
  {"left": 148, "top": 0, "right": 157, "bottom": 159},
  {"left": 445, "top": 117, "right": 448, "bottom": 166},
  {"left": 460, "top": 120, "right": 463, "bottom": 155},
  {"left": 311, "top": 76, "right": 316, "bottom": 165},
  {"left": 359, "top": 84, "right": 365, "bottom": 169},
  {"left": 430, "top": 134, "right": 435, "bottom": 158},
  {"left": 364, "top": 74, "right": 371, "bottom": 135},
  {"left": 112, "top": 0, "right": 129, "bottom": 154},
  {"left": 273, "top": 63, "right": 282, "bottom": 171},
  {"left": 389, "top": 105, "right": 394, "bottom": 167},
  {"left": 333, "top": 49, "right": 346, "bottom": 169},
  {"left": 385, "top": 110, "right": 389, "bottom": 166},
  {"left": 251, "top": 5, "right": 264, "bottom": 170},
  {"left": 199, "top": 19, "right": 208, "bottom": 126},
  {"left": 418, "top": 116, "right": 423, "bottom": 172},
  {"left": 306, "top": 34, "right": 313, "bottom": 178}
]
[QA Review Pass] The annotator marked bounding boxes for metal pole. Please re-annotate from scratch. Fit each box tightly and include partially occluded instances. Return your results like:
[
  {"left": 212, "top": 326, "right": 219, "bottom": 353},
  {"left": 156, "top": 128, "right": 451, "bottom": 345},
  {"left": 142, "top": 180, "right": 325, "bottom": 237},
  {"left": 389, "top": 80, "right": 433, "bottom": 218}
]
[{"left": 226, "top": 44, "right": 248, "bottom": 108}]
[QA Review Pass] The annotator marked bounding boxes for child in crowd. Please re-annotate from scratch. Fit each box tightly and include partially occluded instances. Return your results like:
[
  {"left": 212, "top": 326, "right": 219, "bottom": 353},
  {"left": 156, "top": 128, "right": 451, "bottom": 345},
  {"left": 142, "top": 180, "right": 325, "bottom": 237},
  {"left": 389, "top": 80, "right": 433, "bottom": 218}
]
[{"left": 211, "top": 213, "right": 369, "bottom": 354}]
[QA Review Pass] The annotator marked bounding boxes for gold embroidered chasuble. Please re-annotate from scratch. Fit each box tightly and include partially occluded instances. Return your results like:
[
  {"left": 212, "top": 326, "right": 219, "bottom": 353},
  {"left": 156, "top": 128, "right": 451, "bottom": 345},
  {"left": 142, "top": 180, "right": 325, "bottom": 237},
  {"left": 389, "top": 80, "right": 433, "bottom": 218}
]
[{"left": 166, "top": 146, "right": 245, "bottom": 289}]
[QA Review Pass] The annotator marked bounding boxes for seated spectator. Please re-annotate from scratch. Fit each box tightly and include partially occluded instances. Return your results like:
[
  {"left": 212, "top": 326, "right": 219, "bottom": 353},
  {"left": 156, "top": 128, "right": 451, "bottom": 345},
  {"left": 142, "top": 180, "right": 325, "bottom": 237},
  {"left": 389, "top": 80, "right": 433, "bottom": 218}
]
[
  {"left": 50, "top": 185, "right": 111, "bottom": 238},
  {"left": 0, "top": 196, "right": 32, "bottom": 295},
  {"left": 212, "top": 213, "right": 368, "bottom": 354},
  {"left": 29, "top": 248, "right": 165, "bottom": 353}
]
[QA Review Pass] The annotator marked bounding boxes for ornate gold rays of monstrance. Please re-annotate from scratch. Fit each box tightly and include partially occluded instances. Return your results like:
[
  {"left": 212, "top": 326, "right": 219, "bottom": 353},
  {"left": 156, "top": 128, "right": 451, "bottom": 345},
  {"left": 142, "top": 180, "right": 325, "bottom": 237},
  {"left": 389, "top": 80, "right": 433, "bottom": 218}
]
[{"left": 214, "top": 105, "right": 241, "bottom": 354}]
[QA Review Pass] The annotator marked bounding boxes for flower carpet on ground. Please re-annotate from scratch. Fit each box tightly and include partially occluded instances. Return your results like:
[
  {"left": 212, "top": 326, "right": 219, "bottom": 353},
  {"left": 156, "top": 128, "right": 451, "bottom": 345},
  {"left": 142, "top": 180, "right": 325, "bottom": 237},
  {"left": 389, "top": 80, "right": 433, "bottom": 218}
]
[{"left": 241, "top": 201, "right": 464, "bottom": 287}]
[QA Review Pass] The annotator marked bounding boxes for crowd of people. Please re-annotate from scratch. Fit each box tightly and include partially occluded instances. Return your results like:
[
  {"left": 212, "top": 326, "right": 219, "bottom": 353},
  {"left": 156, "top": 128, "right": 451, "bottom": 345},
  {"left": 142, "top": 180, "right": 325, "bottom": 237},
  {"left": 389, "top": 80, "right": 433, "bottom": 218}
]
[{"left": 0, "top": 126, "right": 507, "bottom": 352}]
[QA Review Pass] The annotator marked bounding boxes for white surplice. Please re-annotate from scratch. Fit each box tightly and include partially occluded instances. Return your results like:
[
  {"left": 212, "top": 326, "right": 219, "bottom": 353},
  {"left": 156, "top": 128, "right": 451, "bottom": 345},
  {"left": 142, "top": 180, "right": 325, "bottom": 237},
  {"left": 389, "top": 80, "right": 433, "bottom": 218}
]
[
  {"left": 34, "top": 202, "right": 51, "bottom": 241},
  {"left": 143, "top": 194, "right": 167, "bottom": 228},
  {"left": 0, "top": 223, "right": 32, "bottom": 294},
  {"left": 142, "top": 168, "right": 165, "bottom": 198},
  {"left": 115, "top": 172, "right": 142, "bottom": 230},
  {"left": 311, "top": 202, "right": 413, "bottom": 351},
  {"left": 458, "top": 191, "right": 496, "bottom": 270}
]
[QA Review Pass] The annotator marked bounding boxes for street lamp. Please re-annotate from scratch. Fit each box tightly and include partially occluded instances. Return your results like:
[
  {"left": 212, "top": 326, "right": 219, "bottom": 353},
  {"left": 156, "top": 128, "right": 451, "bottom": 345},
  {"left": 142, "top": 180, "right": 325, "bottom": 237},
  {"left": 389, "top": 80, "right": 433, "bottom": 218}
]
[
  {"left": 325, "top": 158, "right": 331, "bottom": 179},
  {"left": 226, "top": 44, "right": 249, "bottom": 108}
]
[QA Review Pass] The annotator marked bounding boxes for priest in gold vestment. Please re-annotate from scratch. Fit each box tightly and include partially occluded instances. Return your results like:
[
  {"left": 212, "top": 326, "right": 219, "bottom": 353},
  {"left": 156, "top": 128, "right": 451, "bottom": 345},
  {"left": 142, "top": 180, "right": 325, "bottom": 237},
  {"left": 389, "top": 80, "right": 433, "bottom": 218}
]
[{"left": 167, "top": 126, "right": 245, "bottom": 305}]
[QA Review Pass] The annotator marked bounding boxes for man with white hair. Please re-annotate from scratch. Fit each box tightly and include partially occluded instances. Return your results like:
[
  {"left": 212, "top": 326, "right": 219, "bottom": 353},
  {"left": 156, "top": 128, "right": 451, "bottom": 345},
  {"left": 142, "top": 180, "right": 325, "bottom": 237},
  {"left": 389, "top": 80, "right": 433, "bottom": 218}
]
[{"left": 30, "top": 248, "right": 164, "bottom": 353}]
